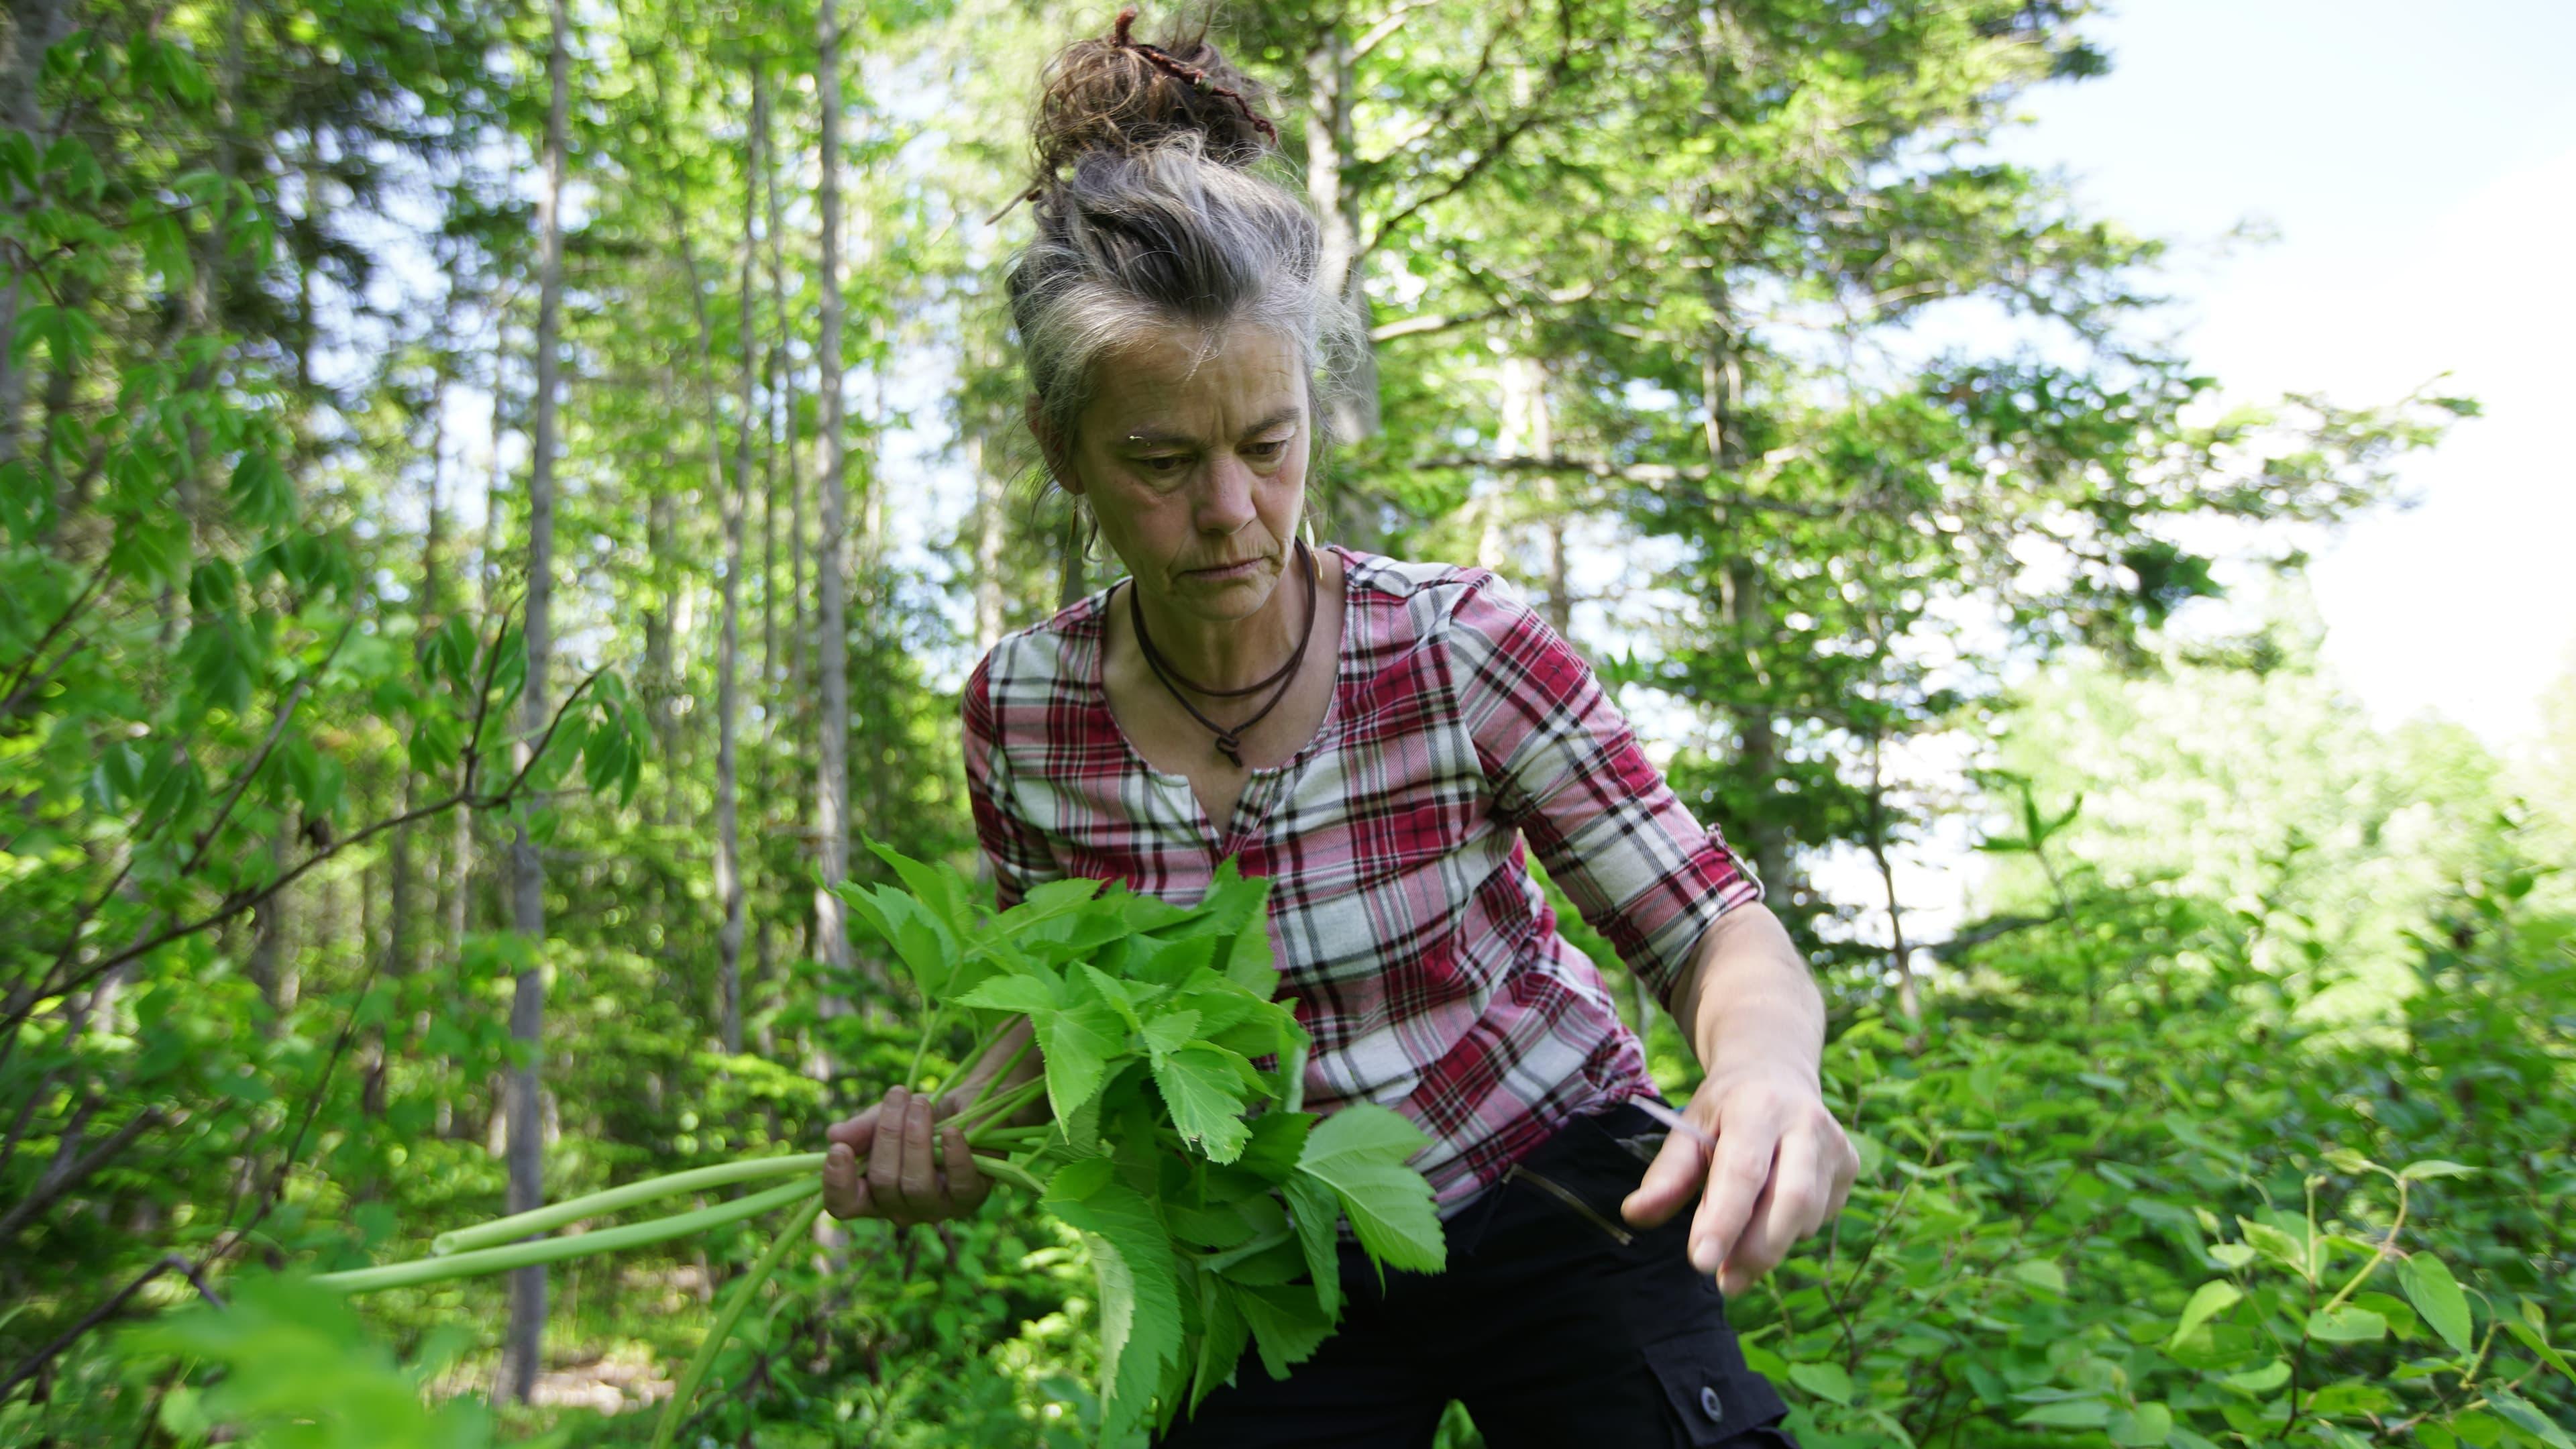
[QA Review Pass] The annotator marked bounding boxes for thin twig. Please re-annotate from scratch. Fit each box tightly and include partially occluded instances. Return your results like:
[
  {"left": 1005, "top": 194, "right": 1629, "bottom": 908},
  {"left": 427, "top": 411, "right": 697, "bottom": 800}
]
[
  {"left": 5, "top": 665, "right": 607, "bottom": 1036},
  {"left": 178, "top": 620, "right": 355, "bottom": 878},
  {"left": 0, "top": 554, "right": 113, "bottom": 714}
]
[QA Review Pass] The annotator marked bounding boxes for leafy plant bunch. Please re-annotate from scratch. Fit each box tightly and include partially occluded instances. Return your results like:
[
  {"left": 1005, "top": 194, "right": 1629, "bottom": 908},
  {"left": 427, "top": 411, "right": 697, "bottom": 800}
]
[
  {"left": 835, "top": 845, "right": 1449, "bottom": 1443},
  {"left": 286, "top": 846, "right": 1444, "bottom": 1447}
]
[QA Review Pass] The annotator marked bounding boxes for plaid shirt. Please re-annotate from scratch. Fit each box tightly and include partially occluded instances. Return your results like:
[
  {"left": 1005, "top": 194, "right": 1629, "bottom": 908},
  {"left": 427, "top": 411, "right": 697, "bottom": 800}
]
[{"left": 962, "top": 545, "right": 1762, "bottom": 1211}]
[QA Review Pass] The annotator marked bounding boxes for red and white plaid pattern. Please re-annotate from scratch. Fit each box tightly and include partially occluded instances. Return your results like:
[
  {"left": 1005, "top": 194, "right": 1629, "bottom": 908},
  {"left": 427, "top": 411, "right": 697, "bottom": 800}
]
[{"left": 962, "top": 545, "right": 1762, "bottom": 1210}]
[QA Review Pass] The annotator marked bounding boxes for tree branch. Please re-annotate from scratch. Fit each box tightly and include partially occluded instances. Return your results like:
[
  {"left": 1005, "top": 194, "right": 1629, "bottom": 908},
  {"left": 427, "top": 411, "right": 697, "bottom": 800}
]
[
  {"left": 4, "top": 665, "right": 607, "bottom": 1038},
  {"left": 1408, "top": 453, "right": 1853, "bottom": 517},
  {"left": 0, "top": 1104, "right": 164, "bottom": 1246},
  {"left": 1369, "top": 279, "right": 1599, "bottom": 343},
  {"left": 179, "top": 619, "right": 354, "bottom": 878},
  {"left": 0, "top": 553, "right": 113, "bottom": 716}
]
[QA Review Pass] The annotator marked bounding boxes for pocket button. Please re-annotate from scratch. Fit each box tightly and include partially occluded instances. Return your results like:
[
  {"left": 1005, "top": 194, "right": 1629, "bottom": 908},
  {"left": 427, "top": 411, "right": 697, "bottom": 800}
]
[{"left": 1699, "top": 1385, "right": 1725, "bottom": 1423}]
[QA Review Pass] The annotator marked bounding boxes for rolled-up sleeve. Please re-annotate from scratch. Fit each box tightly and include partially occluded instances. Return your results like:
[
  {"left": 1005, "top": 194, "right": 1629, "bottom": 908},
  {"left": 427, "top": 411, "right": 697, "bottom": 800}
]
[
  {"left": 1444, "top": 576, "right": 1762, "bottom": 1010},
  {"left": 962, "top": 653, "right": 1062, "bottom": 911}
]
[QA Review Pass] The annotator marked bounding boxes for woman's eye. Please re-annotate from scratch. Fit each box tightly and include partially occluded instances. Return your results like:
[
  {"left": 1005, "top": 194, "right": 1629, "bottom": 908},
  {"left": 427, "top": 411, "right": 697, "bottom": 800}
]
[
  {"left": 1245, "top": 439, "right": 1287, "bottom": 462},
  {"left": 1137, "top": 455, "right": 1187, "bottom": 475}
]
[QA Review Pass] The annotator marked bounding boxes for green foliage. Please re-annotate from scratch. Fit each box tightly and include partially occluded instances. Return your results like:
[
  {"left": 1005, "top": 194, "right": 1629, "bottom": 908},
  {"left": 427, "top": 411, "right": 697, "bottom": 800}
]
[
  {"left": 842, "top": 848, "right": 1446, "bottom": 1442},
  {"left": 118, "top": 1277, "right": 557, "bottom": 1449},
  {"left": 1723, "top": 835, "right": 2576, "bottom": 1449}
]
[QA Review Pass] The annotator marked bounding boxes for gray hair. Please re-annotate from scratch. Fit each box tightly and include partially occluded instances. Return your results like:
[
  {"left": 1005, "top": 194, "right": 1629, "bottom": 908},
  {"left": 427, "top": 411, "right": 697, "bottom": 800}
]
[{"left": 1005, "top": 133, "right": 1364, "bottom": 470}]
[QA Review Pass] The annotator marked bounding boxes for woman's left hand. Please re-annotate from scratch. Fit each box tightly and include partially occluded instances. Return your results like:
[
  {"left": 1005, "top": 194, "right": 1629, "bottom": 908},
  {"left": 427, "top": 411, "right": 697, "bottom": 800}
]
[{"left": 1619, "top": 1059, "right": 1860, "bottom": 1298}]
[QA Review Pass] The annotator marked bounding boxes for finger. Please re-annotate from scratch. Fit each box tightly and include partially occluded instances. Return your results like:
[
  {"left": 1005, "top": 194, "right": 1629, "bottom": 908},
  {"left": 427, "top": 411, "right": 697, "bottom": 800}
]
[
  {"left": 1621, "top": 1118, "right": 1707, "bottom": 1228},
  {"left": 1824, "top": 1126, "right": 1860, "bottom": 1222},
  {"left": 899, "top": 1090, "right": 939, "bottom": 1210},
  {"left": 1719, "top": 1169, "right": 1782, "bottom": 1299},
  {"left": 942, "top": 1124, "right": 989, "bottom": 1215},
  {"left": 1721, "top": 1128, "right": 1821, "bottom": 1297},
  {"left": 826, "top": 1104, "right": 881, "bottom": 1152},
  {"left": 823, "top": 1141, "right": 873, "bottom": 1220},
  {"left": 1690, "top": 1124, "right": 1779, "bottom": 1280},
  {"left": 867, "top": 1087, "right": 911, "bottom": 1222}
]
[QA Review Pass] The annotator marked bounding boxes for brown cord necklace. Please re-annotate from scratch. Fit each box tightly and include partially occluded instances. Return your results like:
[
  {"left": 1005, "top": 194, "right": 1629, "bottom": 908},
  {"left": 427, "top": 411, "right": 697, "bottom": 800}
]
[{"left": 1127, "top": 539, "right": 1318, "bottom": 768}]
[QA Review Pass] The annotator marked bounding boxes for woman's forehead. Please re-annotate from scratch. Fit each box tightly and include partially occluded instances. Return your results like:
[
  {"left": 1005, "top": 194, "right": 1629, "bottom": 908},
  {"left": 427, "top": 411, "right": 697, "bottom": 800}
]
[{"left": 1087, "top": 325, "right": 1304, "bottom": 435}]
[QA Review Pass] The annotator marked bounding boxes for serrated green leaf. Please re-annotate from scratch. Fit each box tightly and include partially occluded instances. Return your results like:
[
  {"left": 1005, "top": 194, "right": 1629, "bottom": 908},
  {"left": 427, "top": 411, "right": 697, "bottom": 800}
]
[
  {"left": 1128, "top": 931, "right": 1218, "bottom": 988},
  {"left": 953, "top": 971, "right": 1057, "bottom": 1016},
  {"left": 1280, "top": 1171, "right": 1342, "bottom": 1322},
  {"left": 839, "top": 883, "right": 959, "bottom": 997},
  {"left": 1190, "top": 1269, "right": 1250, "bottom": 1412},
  {"left": 2401, "top": 1252, "right": 2475, "bottom": 1356},
  {"left": 1047, "top": 1177, "right": 1181, "bottom": 1444},
  {"left": 1152, "top": 1046, "right": 1255, "bottom": 1163},
  {"left": 1077, "top": 961, "right": 1146, "bottom": 1033},
  {"left": 1229, "top": 1282, "right": 1332, "bottom": 1382},
  {"left": 1140, "top": 1009, "right": 1202, "bottom": 1057},
  {"left": 1236, "top": 1112, "right": 1313, "bottom": 1184},
  {"left": 866, "top": 840, "right": 973, "bottom": 940},
  {"left": 1294, "top": 1104, "right": 1444, "bottom": 1277},
  {"left": 1037, "top": 997, "right": 1128, "bottom": 1118}
]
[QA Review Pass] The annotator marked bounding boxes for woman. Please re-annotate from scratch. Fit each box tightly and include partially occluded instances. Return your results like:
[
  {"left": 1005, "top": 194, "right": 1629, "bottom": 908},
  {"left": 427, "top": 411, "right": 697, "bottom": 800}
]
[{"left": 819, "top": 13, "right": 1858, "bottom": 1446}]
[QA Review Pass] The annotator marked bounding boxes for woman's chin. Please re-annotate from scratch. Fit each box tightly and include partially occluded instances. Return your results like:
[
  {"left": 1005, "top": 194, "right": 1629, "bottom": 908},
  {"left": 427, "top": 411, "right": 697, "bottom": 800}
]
[{"left": 1169, "top": 564, "right": 1281, "bottom": 616}]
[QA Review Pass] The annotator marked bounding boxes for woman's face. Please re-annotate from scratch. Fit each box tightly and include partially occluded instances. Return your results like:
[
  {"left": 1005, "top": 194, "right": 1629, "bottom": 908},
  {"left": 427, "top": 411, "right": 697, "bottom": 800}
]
[{"left": 1051, "top": 323, "right": 1309, "bottom": 624}]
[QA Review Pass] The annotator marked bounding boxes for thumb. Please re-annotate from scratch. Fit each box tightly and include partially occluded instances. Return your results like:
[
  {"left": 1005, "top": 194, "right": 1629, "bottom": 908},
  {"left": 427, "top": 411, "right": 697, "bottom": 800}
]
[{"left": 1621, "top": 1121, "right": 1707, "bottom": 1228}]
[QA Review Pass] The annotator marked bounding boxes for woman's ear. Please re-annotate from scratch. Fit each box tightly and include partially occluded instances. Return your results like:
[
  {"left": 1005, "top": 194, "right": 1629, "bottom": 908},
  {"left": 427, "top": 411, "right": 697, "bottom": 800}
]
[{"left": 1027, "top": 396, "right": 1083, "bottom": 495}]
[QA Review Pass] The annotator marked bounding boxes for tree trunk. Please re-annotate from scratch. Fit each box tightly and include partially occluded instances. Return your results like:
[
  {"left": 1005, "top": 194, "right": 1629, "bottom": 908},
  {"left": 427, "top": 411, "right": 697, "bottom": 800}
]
[
  {"left": 1866, "top": 729, "right": 1914, "bottom": 1018},
  {"left": 643, "top": 458, "right": 678, "bottom": 826},
  {"left": 1304, "top": 25, "right": 1375, "bottom": 447},
  {"left": 0, "top": 0, "right": 72, "bottom": 474},
  {"left": 812, "top": 0, "right": 853, "bottom": 987},
  {"left": 500, "top": 0, "right": 569, "bottom": 1401},
  {"left": 665, "top": 136, "right": 756, "bottom": 1059},
  {"left": 754, "top": 70, "right": 780, "bottom": 708},
  {"left": 971, "top": 429, "right": 1004, "bottom": 653}
]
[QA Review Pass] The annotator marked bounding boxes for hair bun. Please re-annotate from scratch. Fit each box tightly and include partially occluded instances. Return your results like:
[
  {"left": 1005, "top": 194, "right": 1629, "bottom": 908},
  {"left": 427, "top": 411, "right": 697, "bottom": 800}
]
[{"left": 1030, "top": 7, "right": 1279, "bottom": 179}]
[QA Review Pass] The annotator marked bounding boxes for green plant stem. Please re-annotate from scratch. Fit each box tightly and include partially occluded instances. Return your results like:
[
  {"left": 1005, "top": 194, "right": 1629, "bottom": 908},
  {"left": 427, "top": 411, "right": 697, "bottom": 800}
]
[
  {"left": 907, "top": 1005, "right": 946, "bottom": 1093},
  {"left": 2316, "top": 1179, "right": 2410, "bottom": 1320},
  {"left": 926, "top": 1017, "right": 1013, "bottom": 1105},
  {"left": 971, "top": 1154, "right": 1048, "bottom": 1197},
  {"left": 647, "top": 1193, "right": 826, "bottom": 1449},
  {"left": 431, "top": 1152, "right": 826, "bottom": 1256},
  {"left": 959, "top": 1032, "right": 1034, "bottom": 1115},
  {"left": 957, "top": 1075, "right": 1046, "bottom": 1144},
  {"left": 318, "top": 1179, "right": 820, "bottom": 1294}
]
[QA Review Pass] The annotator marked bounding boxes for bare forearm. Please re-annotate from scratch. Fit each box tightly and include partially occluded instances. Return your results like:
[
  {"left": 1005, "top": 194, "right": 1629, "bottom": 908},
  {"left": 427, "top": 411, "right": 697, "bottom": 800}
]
[{"left": 1670, "top": 903, "right": 1823, "bottom": 1087}]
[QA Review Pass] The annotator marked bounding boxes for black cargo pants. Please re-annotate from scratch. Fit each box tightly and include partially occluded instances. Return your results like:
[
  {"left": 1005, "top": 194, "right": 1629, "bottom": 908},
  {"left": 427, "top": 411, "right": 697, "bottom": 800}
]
[{"left": 1157, "top": 1099, "right": 1799, "bottom": 1448}]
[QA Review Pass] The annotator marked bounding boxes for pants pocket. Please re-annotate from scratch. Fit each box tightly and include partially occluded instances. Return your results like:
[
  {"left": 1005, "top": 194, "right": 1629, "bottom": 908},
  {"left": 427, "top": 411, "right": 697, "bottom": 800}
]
[{"left": 1639, "top": 1328, "right": 1796, "bottom": 1448}]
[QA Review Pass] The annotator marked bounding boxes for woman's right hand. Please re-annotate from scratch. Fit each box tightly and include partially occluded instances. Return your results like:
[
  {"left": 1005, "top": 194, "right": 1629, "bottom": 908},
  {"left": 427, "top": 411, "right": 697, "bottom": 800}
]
[{"left": 821, "top": 1085, "right": 991, "bottom": 1226}]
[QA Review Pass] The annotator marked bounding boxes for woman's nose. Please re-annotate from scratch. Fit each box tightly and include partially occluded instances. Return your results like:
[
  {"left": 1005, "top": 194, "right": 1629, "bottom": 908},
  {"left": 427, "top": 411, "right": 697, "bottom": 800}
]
[{"left": 1195, "top": 455, "right": 1258, "bottom": 534}]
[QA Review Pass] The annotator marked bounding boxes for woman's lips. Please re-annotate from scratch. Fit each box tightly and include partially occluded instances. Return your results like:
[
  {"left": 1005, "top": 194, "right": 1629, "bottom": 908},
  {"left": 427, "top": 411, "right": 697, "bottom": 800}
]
[{"left": 1185, "top": 557, "right": 1265, "bottom": 580}]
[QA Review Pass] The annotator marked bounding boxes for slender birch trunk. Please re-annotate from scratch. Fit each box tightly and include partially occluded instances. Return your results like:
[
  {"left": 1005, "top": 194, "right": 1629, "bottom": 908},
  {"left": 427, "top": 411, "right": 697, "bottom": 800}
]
[
  {"left": 500, "top": 0, "right": 569, "bottom": 1401},
  {"left": 812, "top": 0, "right": 852, "bottom": 985}
]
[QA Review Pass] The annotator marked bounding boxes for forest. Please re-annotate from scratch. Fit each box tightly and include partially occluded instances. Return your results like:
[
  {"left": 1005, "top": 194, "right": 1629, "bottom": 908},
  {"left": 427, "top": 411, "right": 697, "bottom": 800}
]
[{"left": 1, "top": 0, "right": 2571, "bottom": 1445}]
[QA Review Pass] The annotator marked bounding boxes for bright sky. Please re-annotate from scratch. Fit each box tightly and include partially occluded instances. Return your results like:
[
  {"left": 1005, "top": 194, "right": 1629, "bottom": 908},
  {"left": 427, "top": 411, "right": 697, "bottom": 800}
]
[{"left": 1985, "top": 0, "right": 2576, "bottom": 747}]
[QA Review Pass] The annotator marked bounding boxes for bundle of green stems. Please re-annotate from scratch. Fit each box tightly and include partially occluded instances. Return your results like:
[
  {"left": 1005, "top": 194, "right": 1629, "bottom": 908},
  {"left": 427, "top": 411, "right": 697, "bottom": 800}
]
[{"left": 311, "top": 1024, "right": 1044, "bottom": 1448}]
